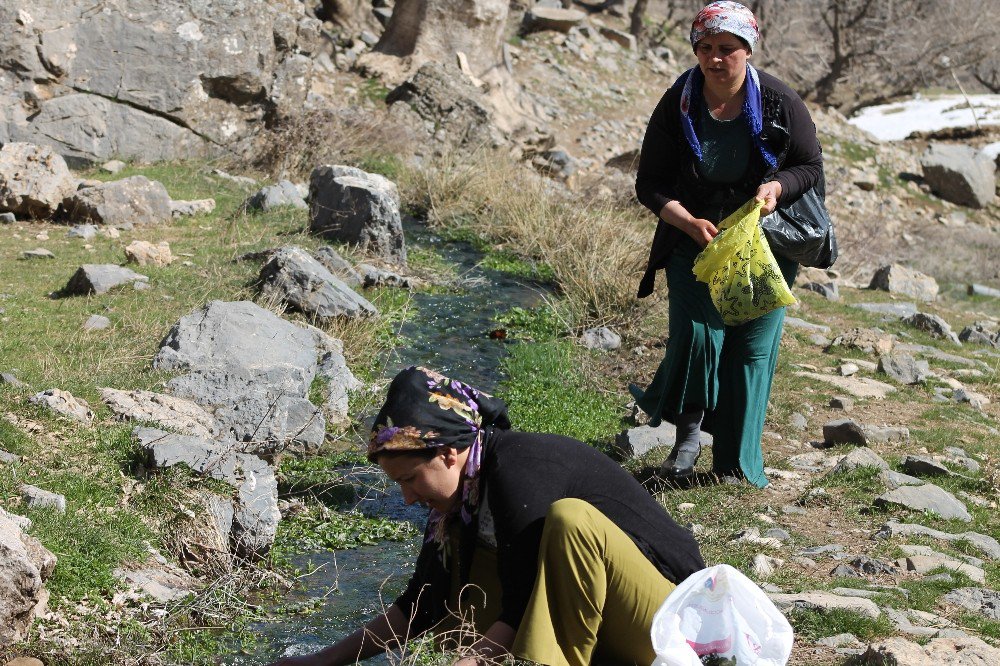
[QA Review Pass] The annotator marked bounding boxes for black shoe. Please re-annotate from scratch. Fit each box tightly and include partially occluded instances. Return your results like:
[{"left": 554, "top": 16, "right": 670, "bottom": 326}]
[{"left": 666, "top": 446, "right": 701, "bottom": 478}]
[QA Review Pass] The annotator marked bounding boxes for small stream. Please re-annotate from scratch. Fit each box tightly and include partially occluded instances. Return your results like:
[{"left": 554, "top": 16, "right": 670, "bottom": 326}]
[{"left": 232, "top": 222, "right": 548, "bottom": 663}]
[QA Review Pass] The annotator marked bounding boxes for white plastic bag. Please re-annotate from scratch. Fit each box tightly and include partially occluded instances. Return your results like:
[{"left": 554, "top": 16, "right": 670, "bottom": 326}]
[{"left": 651, "top": 564, "right": 793, "bottom": 666}]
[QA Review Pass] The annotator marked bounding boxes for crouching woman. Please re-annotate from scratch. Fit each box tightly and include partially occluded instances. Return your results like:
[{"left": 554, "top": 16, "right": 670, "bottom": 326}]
[{"left": 270, "top": 366, "right": 704, "bottom": 666}]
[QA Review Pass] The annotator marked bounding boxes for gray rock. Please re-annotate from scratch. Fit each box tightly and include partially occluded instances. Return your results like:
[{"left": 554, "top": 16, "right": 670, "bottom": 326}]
[
  {"left": 152, "top": 300, "right": 349, "bottom": 454},
  {"left": 943, "top": 588, "right": 1000, "bottom": 620},
  {"left": 101, "top": 160, "right": 126, "bottom": 174},
  {"left": 1, "top": 1, "right": 321, "bottom": 165},
  {"left": 823, "top": 419, "right": 867, "bottom": 446},
  {"left": 958, "top": 322, "right": 999, "bottom": 348},
  {"left": 896, "top": 555, "right": 985, "bottom": 583},
  {"left": 968, "top": 283, "right": 1000, "bottom": 299},
  {"left": 0, "top": 142, "right": 77, "bottom": 219},
  {"left": 314, "top": 166, "right": 400, "bottom": 207},
  {"left": 878, "top": 353, "right": 930, "bottom": 384},
  {"left": 798, "top": 544, "right": 846, "bottom": 557},
  {"left": 830, "top": 396, "right": 854, "bottom": 410},
  {"left": 597, "top": 25, "right": 637, "bottom": 50},
  {"left": 853, "top": 301, "right": 919, "bottom": 319},
  {"left": 953, "top": 387, "right": 990, "bottom": 410},
  {"left": 28, "top": 388, "right": 93, "bottom": 422},
  {"left": 0, "top": 212, "right": 15, "bottom": 223},
  {"left": 818, "top": 633, "right": 864, "bottom": 648},
  {"left": 802, "top": 280, "right": 839, "bottom": 300},
  {"left": 894, "top": 342, "right": 988, "bottom": 368},
  {"left": 61, "top": 176, "right": 172, "bottom": 226},
  {"left": 768, "top": 590, "right": 880, "bottom": 619},
  {"left": 613, "top": 422, "right": 712, "bottom": 460},
  {"left": 524, "top": 7, "right": 587, "bottom": 33},
  {"left": 62, "top": 264, "right": 149, "bottom": 296},
  {"left": 903, "top": 312, "right": 960, "bottom": 344},
  {"left": 862, "top": 425, "right": 909, "bottom": 444},
  {"left": 869, "top": 264, "right": 939, "bottom": 302},
  {"left": 170, "top": 199, "right": 216, "bottom": 218},
  {"left": 581, "top": 326, "right": 621, "bottom": 351},
  {"left": 82, "top": 314, "right": 111, "bottom": 331},
  {"left": 0, "top": 373, "right": 26, "bottom": 388},
  {"left": 153, "top": 300, "right": 323, "bottom": 376},
  {"left": 880, "top": 470, "right": 925, "bottom": 489},
  {"left": 241, "top": 180, "right": 307, "bottom": 212},
  {"left": 830, "top": 447, "right": 890, "bottom": 474},
  {"left": 902, "top": 455, "right": 952, "bottom": 477},
  {"left": 872, "top": 522, "right": 1000, "bottom": 560},
  {"left": 20, "top": 484, "right": 66, "bottom": 513},
  {"left": 114, "top": 565, "right": 196, "bottom": 603},
  {"left": 0, "top": 509, "right": 57, "bottom": 643},
  {"left": 308, "top": 168, "right": 406, "bottom": 264},
  {"left": 317, "top": 347, "right": 362, "bottom": 428},
  {"left": 135, "top": 427, "right": 279, "bottom": 556},
  {"left": 831, "top": 588, "right": 880, "bottom": 599},
  {"left": 385, "top": 62, "right": 505, "bottom": 152},
  {"left": 100, "top": 388, "right": 221, "bottom": 439},
  {"left": 831, "top": 555, "right": 898, "bottom": 578},
  {"left": 259, "top": 247, "right": 377, "bottom": 321},
  {"left": 789, "top": 412, "right": 808, "bottom": 430},
  {"left": 784, "top": 316, "right": 831, "bottom": 333},
  {"left": 875, "top": 484, "right": 971, "bottom": 522},
  {"left": 66, "top": 224, "right": 99, "bottom": 240},
  {"left": 921, "top": 143, "right": 996, "bottom": 208},
  {"left": 22, "top": 248, "right": 55, "bottom": 260},
  {"left": 854, "top": 635, "right": 1000, "bottom": 664},
  {"left": 828, "top": 327, "right": 896, "bottom": 355},
  {"left": 313, "top": 246, "right": 363, "bottom": 286},
  {"left": 764, "top": 528, "right": 792, "bottom": 542},
  {"left": 0, "top": 450, "right": 21, "bottom": 464},
  {"left": 357, "top": 263, "right": 412, "bottom": 289}
]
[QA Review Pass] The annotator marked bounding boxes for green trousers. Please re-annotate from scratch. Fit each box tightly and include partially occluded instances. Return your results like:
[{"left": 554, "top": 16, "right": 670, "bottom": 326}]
[
  {"left": 444, "top": 499, "right": 676, "bottom": 666},
  {"left": 633, "top": 236, "right": 797, "bottom": 487}
]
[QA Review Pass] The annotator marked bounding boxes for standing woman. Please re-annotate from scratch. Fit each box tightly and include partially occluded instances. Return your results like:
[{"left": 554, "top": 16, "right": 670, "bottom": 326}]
[
  {"left": 631, "top": 1, "right": 823, "bottom": 486},
  {"left": 270, "top": 366, "right": 704, "bottom": 666}
]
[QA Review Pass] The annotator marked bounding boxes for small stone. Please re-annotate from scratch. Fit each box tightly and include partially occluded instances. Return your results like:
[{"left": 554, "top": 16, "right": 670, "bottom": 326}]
[
  {"left": 878, "top": 353, "right": 930, "bottom": 384},
  {"left": 125, "top": 240, "right": 174, "bottom": 267},
  {"left": 22, "top": 248, "right": 54, "bottom": 260},
  {"left": 830, "top": 396, "right": 854, "bottom": 410},
  {"left": 789, "top": 412, "right": 808, "bottom": 430},
  {"left": 763, "top": 528, "right": 793, "bottom": 542},
  {"left": 904, "top": 312, "right": 961, "bottom": 344},
  {"left": 0, "top": 373, "right": 26, "bottom": 388},
  {"left": 830, "top": 447, "right": 890, "bottom": 475},
  {"left": 28, "top": 388, "right": 94, "bottom": 422},
  {"left": 20, "top": 484, "right": 67, "bottom": 513},
  {"left": 66, "top": 224, "right": 99, "bottom": 240},
  {"left": 943, "top": 587, "right": 1000, "bottom": 620},
  {"left": 0, "top": 449, "right": 22, "bottom": 464},
  {"left": 953, "top": 388, "right": 990, "bottom": 410},
  {"left": 753, "top": 554, "right": 784, "bottom": 578},
  {"left": 83, "top": 314, "right": 111, "bottom": 331},
  {"left": 875, "top": 484, "right": 971, "bottom": 522},
  {"left": 823, "top": 419, "right": 867, "bottom": 446},
  {"left": 0, "top": 212, "right": 15, "bottom": 224},
  {"left": 101, "top": 160, "right": 126, "bottom": 173},
  {"left": 902, "top": 455, "right": 952, "bottom": 477},
  {"left": 581, "top": 326, "right": 621, "bottom": 351},
  {"left": 840, "top": 363, "right": 859, "bottom": 376}
]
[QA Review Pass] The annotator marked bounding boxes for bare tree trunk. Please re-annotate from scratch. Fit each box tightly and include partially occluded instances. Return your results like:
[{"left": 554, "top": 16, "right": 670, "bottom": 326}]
[{"left": 630, "top": 0, "right": 650, "bottom": 39}]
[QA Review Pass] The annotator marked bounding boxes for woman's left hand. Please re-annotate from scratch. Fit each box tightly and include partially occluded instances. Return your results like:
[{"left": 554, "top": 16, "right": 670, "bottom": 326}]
[{"left": 755, "top": 181, "right": 782, "bottom": 215}]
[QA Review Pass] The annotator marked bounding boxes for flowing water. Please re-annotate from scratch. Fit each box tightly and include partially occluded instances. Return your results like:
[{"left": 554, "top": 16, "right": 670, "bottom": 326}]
[{"left": 230, "top": 223, "right": 548, "bottom": 663}]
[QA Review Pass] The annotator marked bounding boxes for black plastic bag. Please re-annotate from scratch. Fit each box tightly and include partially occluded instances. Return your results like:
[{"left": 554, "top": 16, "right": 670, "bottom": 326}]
[{"left": 760, "top": 176, "right": 838, "bottom": 268}]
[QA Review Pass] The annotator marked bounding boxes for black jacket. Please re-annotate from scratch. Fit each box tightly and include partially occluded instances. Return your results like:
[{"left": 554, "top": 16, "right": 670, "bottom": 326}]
[
  {"left": 634, "top": 68, "right": 823, "bottom": 298},
  {"left": 394, "top": 430, "right": 705, "bottom": 634}
]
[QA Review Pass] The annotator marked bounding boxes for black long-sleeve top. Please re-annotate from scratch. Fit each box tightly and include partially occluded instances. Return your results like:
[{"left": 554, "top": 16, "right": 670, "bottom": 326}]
[
  {"left": 634, "top": 68, "right": 823, "bottom": 298},
  {"left": 393, "top": 430, "right": 705, "bottom": 634}
]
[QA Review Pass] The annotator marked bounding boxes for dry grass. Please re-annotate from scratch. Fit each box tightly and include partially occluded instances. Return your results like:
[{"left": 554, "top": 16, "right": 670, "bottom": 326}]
[
  {"left": 246, "top": 107, "right": 417, "bottom": 181},
  {"left": 404, "top": 148, "right": 652, "bottom": 328}
]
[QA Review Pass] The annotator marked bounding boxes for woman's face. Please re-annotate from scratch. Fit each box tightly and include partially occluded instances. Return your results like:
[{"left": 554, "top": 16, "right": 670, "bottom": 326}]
[
  {"left": 379, "top": 448, "right": 464, "bottom": 513},
  {"left": 695, "top": 32, "right": 749, "bottom": 89}
]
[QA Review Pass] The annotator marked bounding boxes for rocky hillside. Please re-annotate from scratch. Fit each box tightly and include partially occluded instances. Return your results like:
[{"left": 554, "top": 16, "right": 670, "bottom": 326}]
[{"left": 1, "top": 1, "right": 999, "bottom": 665}]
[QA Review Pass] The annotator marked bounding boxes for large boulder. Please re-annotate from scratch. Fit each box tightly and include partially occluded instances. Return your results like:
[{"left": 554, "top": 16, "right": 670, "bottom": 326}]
[
  {"left": 385, "top": 61, "right": 506, "bottom": 150},
  {"left": 61, "top": 176, "right": 173, "bottom": 226},
  {"left": 920, "top": 143, "right": 996, "bottom": 208},
  {"left": 0, "top": 142, "right": 77, "bottom": 219},
  {"left": 309, "top": 167, "right": 406, "bottom": 264},
  {"left": 152, "top": 301, "right": 358, "bottom": 453},
  {"left": 869, "top": 264, "right": 939, "bottom": 302},
  {"left": 0, "top": 509, "right": 57, "bottom": 644},
  {"left": 0, "top": 0, "right": 322, "bottom": 165},
  {"left": 135, "top": 427, "right": 279, "bottom": 557},
  {"left": 258, "top": 246, "right": 377, "bottom": 321}
]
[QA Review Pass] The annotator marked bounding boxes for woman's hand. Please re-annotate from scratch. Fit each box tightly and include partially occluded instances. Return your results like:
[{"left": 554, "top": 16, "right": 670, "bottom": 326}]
[
  {"left": 659, "top": 200, "right": 718, "bottom": 248},
  {"left": 755, "top": 181, "right": 782, "bottom": 215}
]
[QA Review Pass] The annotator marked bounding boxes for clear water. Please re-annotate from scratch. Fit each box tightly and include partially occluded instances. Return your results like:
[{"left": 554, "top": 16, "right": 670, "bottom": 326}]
[{"left": 229, "top": 223, "right": 548, "bottom": 663}]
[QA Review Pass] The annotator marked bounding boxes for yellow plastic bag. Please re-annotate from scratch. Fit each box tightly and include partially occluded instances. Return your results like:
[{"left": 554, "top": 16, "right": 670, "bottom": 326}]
[{"left": 692, "top": 199, "right": 796, "bottom": 326}]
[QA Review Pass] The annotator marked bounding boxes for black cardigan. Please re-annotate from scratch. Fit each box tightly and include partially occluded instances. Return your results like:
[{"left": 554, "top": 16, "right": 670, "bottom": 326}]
[
  {"left": 393, "top": 430, "right": 705, "bottom": 634},
  {"left": 634, "top": 68, "right": 823, "bottom": 298}
]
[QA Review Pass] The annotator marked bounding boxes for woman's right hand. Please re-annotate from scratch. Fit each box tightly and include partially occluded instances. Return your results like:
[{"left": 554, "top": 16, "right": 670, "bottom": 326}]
[
  {"left": 659, "top": 201, "right": 718, "bottom": 248},
  {"left": 680, "top": 217, "right": 719, "bottom": 248}
]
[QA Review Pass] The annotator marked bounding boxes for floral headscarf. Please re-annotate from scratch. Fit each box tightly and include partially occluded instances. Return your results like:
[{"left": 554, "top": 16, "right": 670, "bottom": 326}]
[
  {"left": 369, "top": 366, "right": 510, "bottom": 559},
  {"left": 690, "top": 1, "right": 759, "bottom": 53}
]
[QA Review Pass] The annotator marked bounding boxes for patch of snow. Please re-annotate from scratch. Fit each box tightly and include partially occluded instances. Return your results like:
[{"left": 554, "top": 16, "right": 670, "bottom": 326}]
[
  {"left": 982, "top": 141, "right": 1000, "bottom": 160},
  {"left": 848, "top": 94, "right": 1000, "bottom": 141}
]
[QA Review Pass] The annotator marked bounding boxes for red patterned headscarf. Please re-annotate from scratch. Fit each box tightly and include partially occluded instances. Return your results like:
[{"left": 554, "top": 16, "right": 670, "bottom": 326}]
[{"left": 690, "top": 1, "right": 759, "bottom": 53}]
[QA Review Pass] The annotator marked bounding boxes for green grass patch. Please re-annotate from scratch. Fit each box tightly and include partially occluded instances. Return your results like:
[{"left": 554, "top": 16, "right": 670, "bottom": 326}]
[
  {"left": 498, "top": 340, "right": 622, "bottom": 446},
  {"left": 272, "top": 508, "right": 417, "bottom": 560},
  {"left": 479, "top": 250, "right": 556, "bottom": 282},
  {"left": 494, "top": 305, "right": 566, "bottom": 341},
  {"left": 788, "top": 608, "right": 895, "bottom": 642}
]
